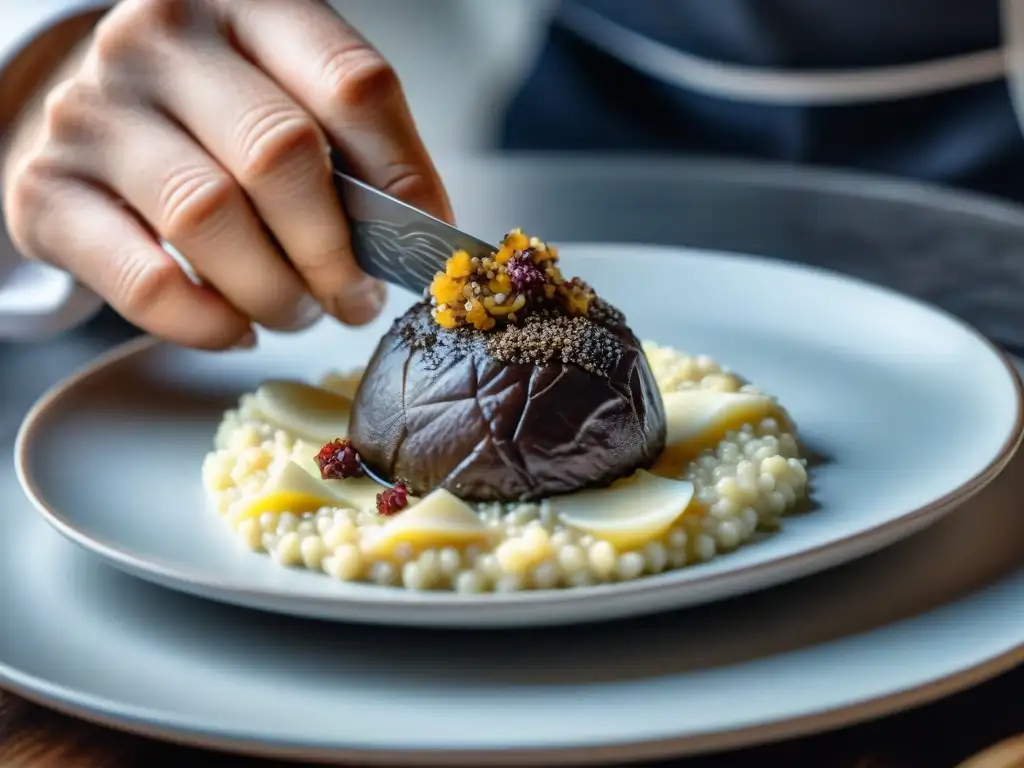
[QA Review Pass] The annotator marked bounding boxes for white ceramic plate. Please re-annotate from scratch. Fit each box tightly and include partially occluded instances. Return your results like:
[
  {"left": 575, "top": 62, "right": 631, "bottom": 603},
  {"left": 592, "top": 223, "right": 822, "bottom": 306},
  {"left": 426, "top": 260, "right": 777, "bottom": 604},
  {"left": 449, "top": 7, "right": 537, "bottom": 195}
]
[
  {"left": 2, "top": 380, "right": 1023, "bottom": 765},
  {"left": 14, "top": 245, "right": 1024, "bottom": 628}
]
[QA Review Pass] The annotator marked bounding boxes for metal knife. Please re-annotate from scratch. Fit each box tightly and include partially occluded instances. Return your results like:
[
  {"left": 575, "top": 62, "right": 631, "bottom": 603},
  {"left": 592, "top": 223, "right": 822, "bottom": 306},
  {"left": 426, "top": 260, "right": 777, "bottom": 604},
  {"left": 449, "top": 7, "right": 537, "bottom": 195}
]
[{"left": 332, "top": 165, "right": 497, "bottom": 296}]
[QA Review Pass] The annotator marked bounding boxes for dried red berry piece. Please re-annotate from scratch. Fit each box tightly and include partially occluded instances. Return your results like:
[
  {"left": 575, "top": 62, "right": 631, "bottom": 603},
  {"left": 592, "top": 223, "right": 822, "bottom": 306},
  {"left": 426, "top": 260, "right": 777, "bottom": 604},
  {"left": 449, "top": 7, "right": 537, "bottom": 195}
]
[
  {"left": 316, "top": 438, "right": 364, "bottom": 480},
  {"left": 376, "top": 482, "right": 409, "bottom": 516},
  {"left": 506, "top": 250, "right": 546, "bottom": 294}
]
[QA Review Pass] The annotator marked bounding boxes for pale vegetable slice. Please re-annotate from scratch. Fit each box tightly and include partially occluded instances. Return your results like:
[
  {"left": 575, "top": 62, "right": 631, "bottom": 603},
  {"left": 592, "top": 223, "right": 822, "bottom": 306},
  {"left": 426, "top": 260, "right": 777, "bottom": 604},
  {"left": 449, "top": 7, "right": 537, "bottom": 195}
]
[
  {"left": 228, "top": 460, "right": 342, "bottom": 523},
  {"left": 362, "top": 489, "right": 494, "bottom": 558},
  {"left": 663, "top": 389, "right": 777, "bottom": 445},
  {"left": 254, "top": 380, "right": 351, "bottom": 443},
  {"left": 653, "top": 390, "right": 781, "bottom": 477},
  {"left": 289, "top": 439, "right": 388, "bottom": 511},
  {"left": 319, "top": 369, "right": 364, "bottom": 400},
  {"left": 552, "top": 470, "right": 695, "bottom": 550},
  {"left": 333, "top": 476, "right": 392, "bottom": 512},
  {"left": 290, "top": 439, "right": 326, "bottom": 476}
]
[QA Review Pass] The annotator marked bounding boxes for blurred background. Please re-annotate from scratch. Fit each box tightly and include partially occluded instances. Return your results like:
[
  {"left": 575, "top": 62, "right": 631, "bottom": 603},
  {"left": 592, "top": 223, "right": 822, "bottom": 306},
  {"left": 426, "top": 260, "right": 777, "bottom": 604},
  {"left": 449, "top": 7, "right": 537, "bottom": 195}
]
[
  {"left": 5, "top": 1, "right": 554, "bottom": 159},
  {"left": 8, "top": 0, "right": 1024, "bottom": 351},
  {"left": 332, "top": 0, "right": 555, "bottom": 157}
]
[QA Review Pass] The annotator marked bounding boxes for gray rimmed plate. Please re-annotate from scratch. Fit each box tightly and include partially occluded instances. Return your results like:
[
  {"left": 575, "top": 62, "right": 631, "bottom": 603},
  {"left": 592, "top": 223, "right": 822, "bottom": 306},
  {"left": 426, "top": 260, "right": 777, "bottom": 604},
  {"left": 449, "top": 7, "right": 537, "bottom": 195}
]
[{"left": 14, "top": 244, "right": 1024, "bottom": 628}]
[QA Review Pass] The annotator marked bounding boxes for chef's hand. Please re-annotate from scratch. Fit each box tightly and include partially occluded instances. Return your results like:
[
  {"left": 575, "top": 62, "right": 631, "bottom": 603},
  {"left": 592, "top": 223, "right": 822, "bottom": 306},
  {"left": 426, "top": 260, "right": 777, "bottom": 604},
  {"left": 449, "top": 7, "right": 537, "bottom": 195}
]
[{"left": 2, "top": 0, "right": 451, "bottom": 349}]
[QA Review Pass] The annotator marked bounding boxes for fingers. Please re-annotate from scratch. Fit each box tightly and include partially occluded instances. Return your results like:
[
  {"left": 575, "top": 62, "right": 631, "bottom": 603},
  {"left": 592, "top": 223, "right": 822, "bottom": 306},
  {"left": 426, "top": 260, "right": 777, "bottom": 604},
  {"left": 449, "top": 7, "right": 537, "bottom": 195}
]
[
  {"left": 47, "top": 85, "right": 322, "bottom": 332},
  {"left": 218, "top": 0, "right": 453, "bottom": 224},
  {"left": 8, "top": 173, "right": 252, "bottom": 350},
  {"left": 4, "top": 0, "right": 456, "bottom": 348},
  {"left": 142, "top": 30, "right": 382, "bottom": 326}
]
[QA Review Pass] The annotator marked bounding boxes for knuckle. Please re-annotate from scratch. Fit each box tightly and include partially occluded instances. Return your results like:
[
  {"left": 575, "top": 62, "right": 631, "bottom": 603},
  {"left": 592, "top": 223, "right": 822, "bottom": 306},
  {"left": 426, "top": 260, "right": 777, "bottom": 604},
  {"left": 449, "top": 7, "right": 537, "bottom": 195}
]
[
  {"left": 121, "top": 0, "right": 193, "bottom": 34},
  {"left": 115, "top": 252, "right": 180, "bottom": 318},
  {"left": 4, "top": 185, "right": 37, "bottom": 256},
  {"left": 94, "top": 0, "right": 193, "bottom": 61},
  {"left": 236, "top": 107, "right": 322, "bottom": 185},
  {"left": 93, "top": 9, "right": 146, "bottom": 62},
  {"left": 159, "top": 166, "right": 237, "bottom": 242},
  {"left": 322, "top": 45, "right": 400, "bottom": 110},
  {"left": 4, "top": 157, "right": 59, "bottom": 256},
  {"left": 41, "top": 80, "right": 108, "bottom": 144},
  {"left": 41, "top": 80, "right": 76, "bottom": 124},
  {"left": 129, "top": 0, "right": 189, "bottom": 22},
  {"left": 7, "top": 154, "right": 51, "bottom": 201},
  {"left": 92, "top": 13, "right": 132, "bottom": 62},
  {"left": 42, "top": 81, "right": 90, "bottom": 132}
]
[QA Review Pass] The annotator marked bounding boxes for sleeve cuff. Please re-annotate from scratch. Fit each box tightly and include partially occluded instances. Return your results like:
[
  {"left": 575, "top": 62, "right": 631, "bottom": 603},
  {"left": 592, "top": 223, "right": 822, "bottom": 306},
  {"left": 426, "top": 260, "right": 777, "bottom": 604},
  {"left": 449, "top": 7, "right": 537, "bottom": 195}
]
[{"left": 0, "top": 2, "right": 111, "bottom": 341}]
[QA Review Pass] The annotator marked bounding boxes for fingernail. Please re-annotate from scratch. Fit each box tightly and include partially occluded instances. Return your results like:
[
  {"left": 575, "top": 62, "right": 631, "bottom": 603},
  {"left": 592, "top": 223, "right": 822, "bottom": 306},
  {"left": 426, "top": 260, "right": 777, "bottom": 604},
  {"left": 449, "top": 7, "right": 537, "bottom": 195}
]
[
  {"left": 232, "top": 329, "right": 257, "bottom": 350},
  {"left": 281, "top": 293, "right": 324, "bottom": 332},
  {"left": 338, "top": 278, "right": 387, "bottom": 325},
  {"left": 368, "top": 280, "right": 387, "bottom": 310}
]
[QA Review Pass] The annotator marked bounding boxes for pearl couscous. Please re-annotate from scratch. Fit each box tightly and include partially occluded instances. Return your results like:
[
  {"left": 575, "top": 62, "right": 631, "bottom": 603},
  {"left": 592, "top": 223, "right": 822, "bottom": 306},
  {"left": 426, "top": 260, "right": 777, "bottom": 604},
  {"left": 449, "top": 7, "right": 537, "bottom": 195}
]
[{"left": 202, "top": 342, "right": 809, "bottom": 592}]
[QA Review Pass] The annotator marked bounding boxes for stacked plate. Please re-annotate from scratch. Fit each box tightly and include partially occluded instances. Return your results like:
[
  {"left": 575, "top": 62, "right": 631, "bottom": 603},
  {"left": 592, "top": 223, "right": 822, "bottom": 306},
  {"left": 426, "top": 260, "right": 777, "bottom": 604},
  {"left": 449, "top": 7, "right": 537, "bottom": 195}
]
[{"left": 5, "top": 244, "right": 1024, "bottom": 765}]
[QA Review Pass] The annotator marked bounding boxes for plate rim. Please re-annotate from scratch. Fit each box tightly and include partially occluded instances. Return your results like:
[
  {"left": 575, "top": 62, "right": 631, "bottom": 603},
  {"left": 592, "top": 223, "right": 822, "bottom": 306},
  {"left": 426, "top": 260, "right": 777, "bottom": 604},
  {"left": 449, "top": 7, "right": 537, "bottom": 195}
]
[
  {"left": 0, "top": 612, "right": 1021, "bottom": 765},
  {"left": 13, "top": 244, "right": 1024, "bottom": 618}
]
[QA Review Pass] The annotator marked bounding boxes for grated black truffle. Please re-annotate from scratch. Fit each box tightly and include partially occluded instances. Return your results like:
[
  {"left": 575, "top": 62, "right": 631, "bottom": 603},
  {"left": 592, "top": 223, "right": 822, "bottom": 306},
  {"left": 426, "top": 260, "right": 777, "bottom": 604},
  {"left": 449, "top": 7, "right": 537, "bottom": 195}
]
[
  {"left": 393, "top": 301, "right": 625, "bottom": 378},
  {"left": 588, "top": 296, "right": 625, "bottom": 328},
  {"left": 486, "top": 311, "right": 622, "bottom": 377}
]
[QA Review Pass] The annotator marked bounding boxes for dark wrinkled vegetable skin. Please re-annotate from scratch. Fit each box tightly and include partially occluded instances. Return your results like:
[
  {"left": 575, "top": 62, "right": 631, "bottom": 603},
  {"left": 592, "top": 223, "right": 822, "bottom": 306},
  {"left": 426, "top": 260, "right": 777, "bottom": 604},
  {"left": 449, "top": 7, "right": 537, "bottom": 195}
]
[{"left": 349, "top": 311, "right": 666, "bottom": 502}]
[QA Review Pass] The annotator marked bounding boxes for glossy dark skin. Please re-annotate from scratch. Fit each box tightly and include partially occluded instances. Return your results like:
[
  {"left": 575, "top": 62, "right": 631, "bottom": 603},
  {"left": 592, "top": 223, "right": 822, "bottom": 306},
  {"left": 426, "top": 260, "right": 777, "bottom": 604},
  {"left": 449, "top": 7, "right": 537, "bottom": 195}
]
[{"left": 349, "top": 303, "right": 666, "bottom": 502}]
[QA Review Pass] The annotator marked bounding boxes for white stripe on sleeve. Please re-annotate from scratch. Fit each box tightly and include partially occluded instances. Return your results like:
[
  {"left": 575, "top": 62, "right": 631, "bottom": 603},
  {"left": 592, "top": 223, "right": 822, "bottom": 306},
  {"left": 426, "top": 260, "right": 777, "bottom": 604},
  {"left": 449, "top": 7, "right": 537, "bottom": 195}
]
[{"left": 557, "top": 3, "right": 1007, "bottom": 105}]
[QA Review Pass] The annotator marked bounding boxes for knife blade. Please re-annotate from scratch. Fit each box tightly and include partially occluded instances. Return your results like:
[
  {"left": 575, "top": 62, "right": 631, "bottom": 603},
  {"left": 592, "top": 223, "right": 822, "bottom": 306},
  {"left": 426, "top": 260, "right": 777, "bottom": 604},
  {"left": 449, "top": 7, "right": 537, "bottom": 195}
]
[{"left": 332, "top": 169, "right": 497, "bottom": 297}]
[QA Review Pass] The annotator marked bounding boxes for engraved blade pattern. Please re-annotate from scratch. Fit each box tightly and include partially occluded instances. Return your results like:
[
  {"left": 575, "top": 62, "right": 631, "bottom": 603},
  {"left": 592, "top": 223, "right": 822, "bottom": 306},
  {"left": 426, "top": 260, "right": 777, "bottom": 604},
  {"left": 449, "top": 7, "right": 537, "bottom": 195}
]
[
  {"left": 333, "top": 169, "right": 496, "bottom": 296},
  {"left": 348, "top": 220, "right": 453, "bottom": 296}
]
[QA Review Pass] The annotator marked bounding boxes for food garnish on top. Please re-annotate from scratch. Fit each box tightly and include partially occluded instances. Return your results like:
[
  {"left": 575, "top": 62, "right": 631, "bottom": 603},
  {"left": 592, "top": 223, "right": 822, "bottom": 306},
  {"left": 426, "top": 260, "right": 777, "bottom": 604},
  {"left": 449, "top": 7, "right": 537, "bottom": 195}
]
[{"left": 428, "top": 229, "right": 596, "bottom": 331}]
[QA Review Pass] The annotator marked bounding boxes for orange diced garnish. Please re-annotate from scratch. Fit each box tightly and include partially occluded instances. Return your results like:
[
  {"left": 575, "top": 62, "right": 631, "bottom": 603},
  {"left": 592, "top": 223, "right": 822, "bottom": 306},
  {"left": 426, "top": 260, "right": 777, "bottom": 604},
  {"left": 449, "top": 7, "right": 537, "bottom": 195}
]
[
  {"left": 434, "top": 308, "right": 458, "bottom": 328},
  {"left": 567, "top": 292, "right": 592, "bottom": 315},
  {"left": 430, "top": 273, "right": 464, "bottom": 305},
  {"left": 446, "top": 250, "right": 472, "bottom": 278},
  {"left": 429, "top": 229, "right": 582, "bottom": 330},
  {"left": 504, "top": 230, "right": 529, "bottom": 251},
  {"left": 489, "top": 273, "right": 512, "bottom": 294},
  {"left": 545, "top": 265, "right": 565, "bottom": 284},
  {"left": 466, "top": 300, "right": 495, "bottom": 331},
  {"left": 487, "top": 294, "right": 527, "bottom": 316},
  {"left": 559, "top": 281, "right": 594, "bottom": 316}
]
